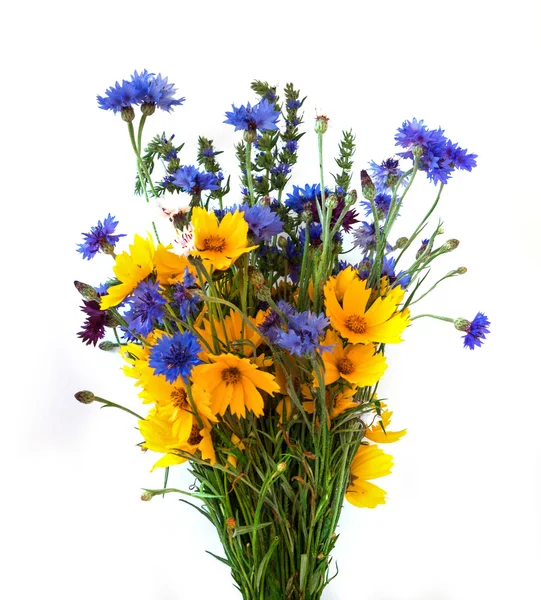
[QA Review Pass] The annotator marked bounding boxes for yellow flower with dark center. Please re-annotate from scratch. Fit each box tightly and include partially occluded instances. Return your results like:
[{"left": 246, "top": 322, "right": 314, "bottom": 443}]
[
  {"left": 192, "top": 353, "right": 280, "bottom": 418},
  {"left": 346, "top": 443, "right": 393, "bottom": 508},
  {"left": 190, "top": 208, "right": 258, "bottom": 270},
  {"left": 320, "top": 329, "right": 387, "bottom": 387},
  {"left": 324, "top": 276, "right": 409, "bottom": 344},
  {"left": 365, "top": 409, "right": 407, "bottom": 444}
]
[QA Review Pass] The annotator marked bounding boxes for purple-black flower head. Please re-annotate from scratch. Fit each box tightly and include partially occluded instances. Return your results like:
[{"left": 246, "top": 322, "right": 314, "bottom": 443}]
[
  {"left": 77, "top": 214, "right": 125, "bottom": 260},
  {"left": 77, "top": 300, "right": 108, "bottom": 346},
  {"left": 149, "top": 331, "right": 202, "bottom": 384}
]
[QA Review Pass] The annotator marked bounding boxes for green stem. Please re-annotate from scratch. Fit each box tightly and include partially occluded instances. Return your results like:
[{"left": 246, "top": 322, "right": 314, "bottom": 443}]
[
  {"left": 410, "top": 313, "right": 454, "bottom": 323},
  {"left": 246, "top": 142, "right": 256, "bottom": 206},
  {"left": 93, "top": 395, "right": 145, "bottom": 421}
]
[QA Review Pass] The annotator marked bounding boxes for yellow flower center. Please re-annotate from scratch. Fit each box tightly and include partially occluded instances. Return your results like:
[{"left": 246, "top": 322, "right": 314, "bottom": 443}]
[
  {"left": 337, "top": 358, "right": 354, "bottom": 375},
  {"left": 222, "top": 366, "right": 241, "bottom": 385},
  {"left": 187, "top": 424, "right": 203, "bottom": 446},
  {"left": 203, "top": 234, "right": 227, "bottom": 252},
  {"left": 170, "top": 388, "right": 189, "bottom": 409},
  {"left": 345, "top": 314, "right": 368, "bottom": 334}
]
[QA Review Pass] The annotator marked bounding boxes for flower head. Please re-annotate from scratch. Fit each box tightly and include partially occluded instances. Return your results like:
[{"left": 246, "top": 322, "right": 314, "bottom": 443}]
[
  {"left": 360, "top": 191, "right": 393, "bottom": 220},
  {"left": 276, "top": 308, "right": 330, "bottom": 357},
  {"left": 124, "top": 280, "right": 166, "bottom": 337},
  {"left": 369, "top": 158, "right": 406, "bottom": 189},
  {"left": 240, "top": 202, "right": 284, "bottom": 242},
  {"left": 77, "top": 300, "right": 108, "bottom": 346},
  {"left": 149, "top": 331, "right": 203, "bottom": 384},
  {"left": 172, "top": 165, "right": 220, "bottom": 194},
  {"left": 77, "top": 214, "right": 125, "bottom": 260},
  {"left": 224, "top": 98, "right": 280, "bottom": 133},
  {"left": 346, "top": 444, "right": 394, "bottom": 508},
  {"left": 458, "top": 312, "right": 491, "bottom": 350}
]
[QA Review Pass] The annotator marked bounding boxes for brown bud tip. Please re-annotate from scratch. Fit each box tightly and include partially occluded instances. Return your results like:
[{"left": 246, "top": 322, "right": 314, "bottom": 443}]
[
  {"left": 121, "top": 106, "right": 135, "bottom": 123},
  {"left": 276, "top": 461, "right": 287, "bottom": 473},
  {"left": 140, "top": 491, "right": 153, "bottom": 502},
  {"left": 360, "top": 170, "right": 376, "bottom": 201},
  {"left": 226, "top": 517, "right": 236, "bottom": 530},
  {"left": 74, "top": 281, "right": 99, "bottom": 301},
  {"left": 315, "top": 115, "right": 329, "bottom": 134},
  {"left": 75, "top": 390, "right": 95, "bottom": 404}
]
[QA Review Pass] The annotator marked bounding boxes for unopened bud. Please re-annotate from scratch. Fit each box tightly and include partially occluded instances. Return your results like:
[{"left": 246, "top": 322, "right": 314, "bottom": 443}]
[
  {"left": 141, "top": 491, "right": 154, "bottom": 501},
  {"left": 277, "top": 237, "right": 287, "bottom": 250},
  {"left": 74, "top": 280, "right": 99, "bottom": 301},
  {"left": 457, "top": 266, "right": 467, "bottom": 275},
  {"left": 360, "top": 170, "right": 376, "bottom": 201},
  {"left": 394, "top": 237, "right": 408, "bottom": 249},
  {"left": 325, "top": 194, "right": 337, "bottom": 210},
  {"left": 315, "top": 115, "right": 329, "bottom": 134},
  {"left": 248, "top": 266, "right": 266, "bottom": 290},
  {"left": 301, "top": 209, "right": 312, "bottom": 224},
  {"left": 436, "top": 226, "right": 445, "bottom": 235},
  {"left": 454, "top": 318, "right": 470, "bottom": 332},
  {"left": 99, "top": 341, "right": 119, "bottom": 351},
  {"left": 412, "top": 145, "right": 424, "bottom": 159},
  {"left": 276, "top": 461, "right": 287, "bottom": 473},
  {"left": 105, "top": 311, "right": 122, "bottom": 328},
  {"left": 243, "top": 129, "right": 257, "bottom": 144},
  {"left": 260, "top": 195, "right": 271, "bottom": 206},
  {"left": 226, "top": 517, "right": 236, "bottom": 531},
  {"left": 75, "top": 390, "right": 95, "bottom": 404},
  {"left": 121, "top": 106, "right": 135, "bottom": 123},
  {"left": 140, "top": 102, "right": 156, "bottom": 117},
  {"left": 442, "top": 239, "right": 460, "bottom": 252},
  {"left": 345, "top": 189, "right": 357, "bottom": 207}
]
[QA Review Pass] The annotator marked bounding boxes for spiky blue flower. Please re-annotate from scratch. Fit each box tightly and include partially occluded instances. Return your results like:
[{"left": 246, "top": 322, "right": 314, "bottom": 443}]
[
  {"left": 77, "top": 214, "right": 125, "bottom": 260},
  {"left": 124, "top": 280, "right": 166, "bottom": 337},
  {"left": 275, "top": 308, "right": 330, "bottom": 357},
  {"left": 352, "top": 221, "right": 392, "bottom": 253},
  {"left": 149, "top": 330, "right": 202, "bottom": 384},
  {"left": 240, "top": 203, "right": 284, "bottom": 242},
  {"left": 369, "top": 158, "right": 407, "bottom": 189},
  {"left": 360, "top": 191, "right": 393, "bottom": 219},
  {"left": 173, "top": 268, "right": 200, "bottom": 321},
  {"left": 284, "top": 140, "right": 298, "bottom": 154},
  {"left": 462, "top": 312, "right": 491, "bottom": 350},
  {"left": 224, "top": 98, "right": 280, "bottom": 132},
  {"left": 172, "top": 165, "right": 220, "bottom": 194},
  {"left": 285, "top": 184, "right": 322, "bottom": 212},
  {"left": 270, "top": 163, "right": 292, "bottom": 176}
]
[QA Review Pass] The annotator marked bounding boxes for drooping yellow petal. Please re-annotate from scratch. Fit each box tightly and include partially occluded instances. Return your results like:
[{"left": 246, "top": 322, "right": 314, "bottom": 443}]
[
  {"left": 346, "top": 443, "right": 394, "bottom": 509},
  {"left": 365, "top": 410, "right": 407, "bottom": 444}
]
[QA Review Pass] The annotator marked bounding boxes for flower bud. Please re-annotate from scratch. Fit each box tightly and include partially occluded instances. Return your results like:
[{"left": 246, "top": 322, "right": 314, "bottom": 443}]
[
  {"left": 226, "top": 517, "right": 236, "bottom": 531},
  {"left": 345, "top": 189, "right": 357, "bottom": 207},
  {"left": 140, "top": 491, "right": 154, "bottom": 501},
  {"left": 141, "top": 102, "right": 156, "bottom": 117},
  {"left": 100, "top": 242, "right": 116, "bottom": 256},
  {"left": 442, "top": 239, "right": 460, "bottom": 252},
  {"left": 325, "top": 194, "right": 337, "bottom": 210},
  {"left": 454, "top": 318, "right": 470, "bottom": 332},
  {"left": 394, "top": 237, "right": 408, "bottom": 249},
  {"left": 74, "top": 280, "right": 99, "bottom": 301},
  {"left": 99, "top": 341, "right": 119, "bottom": 351},
  {"left": 436, "top": 226, "right": 445, "bottom": 235},
  {"left": 121, "top": 106, "right": 135, "bottom": 123},
  {"left": 360, "top": 170, "right": 376, "bottom": 201},
  {"left": 75, "top": 390, "right": 95, "bottom": 404},
  {"left": 301, "top": 209, "right": 312, "bottom": 224},
  {"left": 277, "top": 237, "right": 287, "bottom": 250},
  {"left": 412, "top": 145, "right": 424, "bottom": 159},
  {"left": 243, "top": 129, "right": 257, "bottom": 144},
  {"left": 248, "top": 266, "right": 266, "bottom": 290},
  {"left": 457, "top": 266, "right": 467, "bottom": 275},
  {"left": 105, "top": 311, "right": 122, "bottom": 328},
  {"left": 315, "top": 115, "right": 329, "bottom": 134},
  {"left": 276, "top": 461, "right": 287, "bottom": 473}
]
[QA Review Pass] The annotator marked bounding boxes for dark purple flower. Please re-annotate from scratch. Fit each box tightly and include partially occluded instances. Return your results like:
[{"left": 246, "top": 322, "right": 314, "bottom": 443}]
[{"left": 77, "top": 300, "right": 107, "bottom": 346}]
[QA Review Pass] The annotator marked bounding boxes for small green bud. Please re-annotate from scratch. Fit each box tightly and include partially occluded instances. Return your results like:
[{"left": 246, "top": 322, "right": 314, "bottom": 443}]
[
  {"left": 437, "top": 226, "right": 445, "bottom": 235},
  {"left": 360, "top": 170, "right": 376, "bottom": 201},
  {"left": 140, "top": 102, "right": 156, "bottom": 117},
  {"left": 325, "top": 194, "right": 338, "bottom": 210},
  {"left": 248, "top": 266, "right": 266, "bottom": 290},
  {"left": 412, "top": 145, "right": 424, "bottom": 159},
  {"left": 394, "top": 237, "right": 408, "bottom": 249},
  {"left": 345, "top": 189, "right": 357, "bottom": 207},
  {"left": 277, "top": 237, "right": 287, "bottom": 250},
  {"left": 457, "top": 266, "right": 467, "bottom": 275},
  {"left": 243, "top": 129, "right": 257, "bottom": 144},
  {"left": 301, "top": 208, "right": 312, "bottom": 224},
  {"left": 314, "top": 115, "right": 329, "bottom": 134},
  {"left": 276, "top": 461, "right": 287, "bottom": 473},
  {"left": 75, "top": 390, "right": 95, "bottom": 404},
  {"left": 100, "top": 242, "right": 116, "bottom": 256},
  {"left": 74, "top": 281, "right": 99, "bottom": 301},
  {"left": 99, "top": 341, "right": 119, "bottom": 351},
  {"left": 454, "top": 318, "right": 470, "bottom": 332},
  {"left": 442, "top": 239, "right": 460, "bottom": 252},
  {"left": 121, "top": 106, "right": 135, "bottom": 123},
  {"left": 140, "top": 491, "right": 154, "bottom": 502}
]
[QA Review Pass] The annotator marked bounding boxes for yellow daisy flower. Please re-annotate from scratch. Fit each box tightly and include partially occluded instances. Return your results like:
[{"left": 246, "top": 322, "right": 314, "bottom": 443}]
[
  {"left": 320, "top": 329, "right": 387, "bottom": 387},
  {"left": 192, "top": 353, "right": 280, "bottom": 418},
  {"left": 346, "top": 443, "right": 394, "bottom": 508},
  {"left": 365, "top": 409, "right": 407, "bottom": 444},
  {"left": 190, "top": 208, "right": 258, "bottom": 270},
  {"left": 324, "top": 276, "right": 409, "bottom": 344}
]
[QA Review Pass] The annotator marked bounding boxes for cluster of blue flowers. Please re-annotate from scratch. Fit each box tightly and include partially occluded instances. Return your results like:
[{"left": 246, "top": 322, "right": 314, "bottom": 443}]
[
  {"left": 395, "top": 118, "right": 477, "bottom": 185},
  {"left": 97, "top": 70, "right": 185, "bottom": 114}
]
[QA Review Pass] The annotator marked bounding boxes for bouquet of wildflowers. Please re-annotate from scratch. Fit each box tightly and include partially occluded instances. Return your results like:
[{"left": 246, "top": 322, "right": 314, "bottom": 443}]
[{"left": 75, "top": 70, "right": 490, "bottom": 600}]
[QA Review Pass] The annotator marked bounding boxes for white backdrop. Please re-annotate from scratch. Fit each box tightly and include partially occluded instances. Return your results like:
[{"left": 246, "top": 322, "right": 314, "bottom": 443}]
[{"left": 2, "top": 1, "right": 540, "bottom": 599}]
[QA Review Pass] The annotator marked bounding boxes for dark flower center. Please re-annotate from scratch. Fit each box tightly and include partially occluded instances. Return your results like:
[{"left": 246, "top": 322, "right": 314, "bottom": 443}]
[
  {"left": 170, "top": 388, "right": 189, "bottom": 409},
  {"left": 222, "top": 367, "right": 241, "bottom": 385},
  {"left": 337, "top": 358, "right": 354, "bottom": 375},
  {"left": 345, "top": 315, "right": 368, "bottom": 334},
  {"left": 203, "top": 234, "right": 226, "bottom": 252},
  {"left": 187, "top": 424, "right": 203, "bottom": 445}
]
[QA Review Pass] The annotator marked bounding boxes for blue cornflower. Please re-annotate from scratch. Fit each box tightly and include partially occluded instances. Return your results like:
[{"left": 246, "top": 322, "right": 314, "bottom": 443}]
[
  {"left": 172, "top": 165, "right": 220, "bottom": 194},
  {"left": 77, "top": 214, "right": 125, "bottom": 260},
  {"left": 360, "top": 191, "right": 393, "bottom": 219},
  {"left": 275, "top": 308, "right": 330, "bottom": 357},
  {"left": 382, "top": 256, "right": 411, "bottom": 289},
  {"left": 284, "top": 140, "right": 298, "bottom": 154},
  {"left": 124, "top": 280, "right": 166, "bottom": 337},
  {"left": 285, "top": 184, "right": 322, "bottom": 212},
  {"left": 224, "top": 98, "right": 280, "bottom": 133},
  {"left": 149, "top": 330, "right": 202, "bottom": 384},
  {"left": 259, "top": 310, "right": 283, "bottom": 342},
  {"left": 97, "top": 79, "right": 139, "bottom": 114},
  {"left": 460, "top": 312, "right": 491, "bottom": 350},
  {"left": 173, "top": 268, "right": 200, "bottom": 321},
  {"left": 240, "top": 202, "right": 284, "bottom": 242},
  {"left": 369, "top": 158, "right": 407, "bottom": 189},
  {"left": 352, "top": 221, "right": 392, "bottom": 253}
]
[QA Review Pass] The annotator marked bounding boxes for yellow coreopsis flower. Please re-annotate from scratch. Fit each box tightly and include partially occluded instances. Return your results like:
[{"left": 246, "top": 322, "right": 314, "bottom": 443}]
[
  {"left": 365, "top": 409, "right": 407, "bottom": 444},
  {"left": 320, "top": 329, "right": 387, "bottom": 387},
  {"left": 190, "top": 207, "right": 258, "bottom": 270},
  {"left": 192, "top": 353, "right": 280, "bottom": 418},
  {"left": 346, "top": 443, "right": 394, "bottom": 508},
  {"left": 324, "top": 276, "right": 409, "bottom": 345}
]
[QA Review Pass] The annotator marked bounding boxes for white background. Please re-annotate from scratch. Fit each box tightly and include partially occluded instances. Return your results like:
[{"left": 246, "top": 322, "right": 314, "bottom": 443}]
[{"left": 2, "top": 1, "right": 540, "bottom": 599}]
